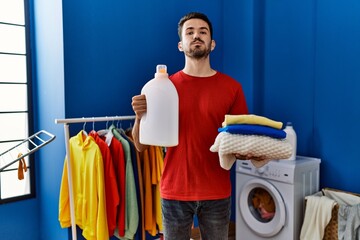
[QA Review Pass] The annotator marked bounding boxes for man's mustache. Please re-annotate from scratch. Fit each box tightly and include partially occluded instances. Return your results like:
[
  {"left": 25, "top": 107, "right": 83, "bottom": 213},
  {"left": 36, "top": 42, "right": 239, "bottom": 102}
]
[{"left": 192, "top": 37, "right": 204, "bottom": 44}]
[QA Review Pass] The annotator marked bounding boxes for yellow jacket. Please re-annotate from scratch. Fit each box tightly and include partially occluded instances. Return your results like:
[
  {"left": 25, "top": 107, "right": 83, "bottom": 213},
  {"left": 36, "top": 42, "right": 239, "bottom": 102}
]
[{"left": 59, "top": 131, "right": 109, "bottom": 240}]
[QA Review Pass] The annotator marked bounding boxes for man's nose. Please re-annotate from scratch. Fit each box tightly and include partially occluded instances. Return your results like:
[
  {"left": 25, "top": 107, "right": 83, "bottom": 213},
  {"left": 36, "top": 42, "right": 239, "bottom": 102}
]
[{"left": 193, "top": 31, "right": 200, "bottom": 39}]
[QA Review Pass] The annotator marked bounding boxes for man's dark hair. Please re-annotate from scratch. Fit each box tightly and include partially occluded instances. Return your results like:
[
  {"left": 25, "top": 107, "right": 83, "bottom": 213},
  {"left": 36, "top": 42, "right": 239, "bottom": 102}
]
[{"left": 178, "top": 12, "right": 213, "bottom": 40}]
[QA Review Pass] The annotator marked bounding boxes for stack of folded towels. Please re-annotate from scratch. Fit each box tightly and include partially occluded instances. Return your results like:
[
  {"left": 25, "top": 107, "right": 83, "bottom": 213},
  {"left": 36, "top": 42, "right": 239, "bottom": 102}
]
[{"left": 210, "top": 114, "right": 292, "bottom": 170}]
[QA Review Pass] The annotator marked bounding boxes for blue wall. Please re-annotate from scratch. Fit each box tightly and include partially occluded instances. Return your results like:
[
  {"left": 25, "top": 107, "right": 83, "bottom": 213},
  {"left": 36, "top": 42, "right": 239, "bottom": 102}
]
[
  {"left": 224, "top": 0, "right": 360, "bottom": 193},
  {"left": 1, "top": 0, "right": 360, "bottom": 239},
  {"left": 255, "top": 0, "right": 360, "bottom": 192},
  {"left": 314, "top": 0, "right": 360, "bottom": 190},
  {"left": 61, "top": 0, "right": 224, "bottom": 121},
  {"left": 32, "top": 0, "right": 67, "bottom": 239}
]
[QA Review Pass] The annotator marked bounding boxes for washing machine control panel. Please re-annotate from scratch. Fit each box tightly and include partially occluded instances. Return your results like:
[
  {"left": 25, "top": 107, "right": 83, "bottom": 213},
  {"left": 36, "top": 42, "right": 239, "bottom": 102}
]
[{"left": 236, "top": 160, "right": 295, "bottom": 183}]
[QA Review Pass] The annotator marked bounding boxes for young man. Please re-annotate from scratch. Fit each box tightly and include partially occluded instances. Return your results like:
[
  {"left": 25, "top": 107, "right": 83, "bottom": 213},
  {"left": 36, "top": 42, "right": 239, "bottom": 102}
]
[{"left": 131, "top": 12, "right": 248, "bottom": 240}]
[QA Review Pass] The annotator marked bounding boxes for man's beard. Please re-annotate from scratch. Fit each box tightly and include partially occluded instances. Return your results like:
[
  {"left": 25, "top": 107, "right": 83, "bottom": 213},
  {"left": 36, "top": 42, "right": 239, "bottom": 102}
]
[{"left": 185, "top": 41, "right": 212, "bottom": 59}]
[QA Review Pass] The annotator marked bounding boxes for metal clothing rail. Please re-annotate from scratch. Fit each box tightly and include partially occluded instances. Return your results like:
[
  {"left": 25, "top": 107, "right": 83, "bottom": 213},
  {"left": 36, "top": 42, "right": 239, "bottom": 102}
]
[
  {"left": 54, "top": 115, "right": 136, "bottom": 240},
  {"left": 0, "top": 130, "right": 56, "bottom": 172}
]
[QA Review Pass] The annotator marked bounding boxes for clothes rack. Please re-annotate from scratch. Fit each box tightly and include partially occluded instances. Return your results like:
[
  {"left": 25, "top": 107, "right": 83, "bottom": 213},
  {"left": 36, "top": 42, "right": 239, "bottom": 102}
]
[
  {"left": 55, "top": 115, "right": 136, "bottom": 240},
  {"left": 0, "top": 130, "right": 56, "bottom": 172}
]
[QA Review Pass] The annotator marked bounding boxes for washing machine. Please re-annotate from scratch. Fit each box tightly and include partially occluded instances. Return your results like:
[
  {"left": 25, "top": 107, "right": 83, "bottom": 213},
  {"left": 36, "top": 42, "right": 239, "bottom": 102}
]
[{"left": 236, "top": 156, "right": 321, "bottom": 240}]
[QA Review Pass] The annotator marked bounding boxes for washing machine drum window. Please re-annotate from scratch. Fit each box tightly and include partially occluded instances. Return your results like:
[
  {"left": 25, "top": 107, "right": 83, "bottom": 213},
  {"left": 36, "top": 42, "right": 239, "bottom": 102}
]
[{"left": 239, "top": 178, "right": 286, "bottom": 237}]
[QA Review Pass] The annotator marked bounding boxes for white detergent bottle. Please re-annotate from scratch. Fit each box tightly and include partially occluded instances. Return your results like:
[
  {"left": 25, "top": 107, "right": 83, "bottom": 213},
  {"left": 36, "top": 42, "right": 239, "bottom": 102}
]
[
  {"left": 284, "top": 122, "right": 297, "bottom": 160},
  {"left": 140, "top": 64, "right": 179, "bottom": 146}
]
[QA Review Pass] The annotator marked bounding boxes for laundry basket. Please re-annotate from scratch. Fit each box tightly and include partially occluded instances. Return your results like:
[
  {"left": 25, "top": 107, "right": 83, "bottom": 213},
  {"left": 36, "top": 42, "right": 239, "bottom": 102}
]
[
  {"left": 303, "top": 188, "right": 360, "bottom": 240},
  {"left": 322, "top": 194, "right": 339, "bottom": 240}
]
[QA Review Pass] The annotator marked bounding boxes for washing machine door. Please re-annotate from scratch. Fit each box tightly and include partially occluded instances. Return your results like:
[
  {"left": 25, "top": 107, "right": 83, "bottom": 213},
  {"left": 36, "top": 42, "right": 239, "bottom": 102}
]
[{"left": 239, "top": 178, "right": 286, "bottom": 237}]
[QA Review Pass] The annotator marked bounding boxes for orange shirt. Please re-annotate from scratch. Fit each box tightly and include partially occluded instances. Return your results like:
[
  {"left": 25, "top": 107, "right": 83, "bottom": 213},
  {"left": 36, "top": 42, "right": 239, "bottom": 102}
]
[{"left": 140, "top": 146, "right": 164, "bottom": 236}]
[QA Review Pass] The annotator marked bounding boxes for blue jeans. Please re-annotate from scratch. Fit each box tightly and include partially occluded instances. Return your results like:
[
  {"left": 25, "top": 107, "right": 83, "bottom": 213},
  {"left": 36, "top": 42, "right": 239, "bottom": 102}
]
[{"left": 161, "top": 197, "right": 231, "bottom": 240}]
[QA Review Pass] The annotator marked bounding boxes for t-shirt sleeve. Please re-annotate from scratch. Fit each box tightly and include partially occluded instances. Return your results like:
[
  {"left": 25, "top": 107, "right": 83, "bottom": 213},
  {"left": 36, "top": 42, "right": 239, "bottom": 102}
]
[{"left": 230, "top": 83, "right": 248, "bottom": 115}]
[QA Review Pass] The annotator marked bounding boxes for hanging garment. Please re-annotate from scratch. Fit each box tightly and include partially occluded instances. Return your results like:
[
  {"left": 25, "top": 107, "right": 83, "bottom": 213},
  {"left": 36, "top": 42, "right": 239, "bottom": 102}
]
[
  {"left": 140, "top": 148, "right": 154, "bottom": 234},
  {"left": 111, "top": 125, "right": 139, "bottom": 240},
  {"left": 338, "top": 204, "right": 360, "bottom": 240},
  {"left": 154, "top": 146, "right": 164, "bottom": 233},
  {"left": 126, "top": 128, "right": 146, "bottom": 240},
  {"left": 101, "top": 131, "right": 126, "bottom": 237},
  {"left": 139, "top": 145, "right": 164, "bottom": 237},
  {"left": 89, "top": 130, "right": 119, "bottom": 236},
  {"left": 17, "top": 153, "right": 27, "bottom": 180},
  {"left": 119, "top": 129, "right": 144, "bottom": 240},
  {"left": 58, "top": 130, "right": 109, "bottom": 240},
  {"left": 300, "top": 195, "right": 336, "bottom": 240}
]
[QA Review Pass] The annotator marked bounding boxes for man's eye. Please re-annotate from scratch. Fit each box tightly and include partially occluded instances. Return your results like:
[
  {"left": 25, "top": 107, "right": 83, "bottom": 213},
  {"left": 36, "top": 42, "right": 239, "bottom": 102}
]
[
  {"left": 200, "top": 31, "right": 207, "bottom": 35},
  {"left": 186, "top": 32, "right": 193, "bottom": 35}
]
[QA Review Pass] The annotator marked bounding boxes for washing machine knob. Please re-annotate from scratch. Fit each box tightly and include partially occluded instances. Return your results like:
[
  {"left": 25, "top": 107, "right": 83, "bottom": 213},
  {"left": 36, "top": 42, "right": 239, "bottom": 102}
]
[{"left": 256, "top": 167, "right": 266, "bottom": 174}]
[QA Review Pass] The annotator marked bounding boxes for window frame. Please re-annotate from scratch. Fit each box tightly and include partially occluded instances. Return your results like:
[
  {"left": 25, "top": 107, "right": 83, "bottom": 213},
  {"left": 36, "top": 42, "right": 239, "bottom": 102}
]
[{"left": 0, "top": 0, "right": 35, "bottom": 204}]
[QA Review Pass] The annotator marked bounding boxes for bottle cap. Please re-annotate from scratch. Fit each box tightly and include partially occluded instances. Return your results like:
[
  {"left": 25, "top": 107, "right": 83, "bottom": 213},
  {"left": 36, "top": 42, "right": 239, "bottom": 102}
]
[{"left": 156, "top": 64, "right": 167, "bottom": 74}]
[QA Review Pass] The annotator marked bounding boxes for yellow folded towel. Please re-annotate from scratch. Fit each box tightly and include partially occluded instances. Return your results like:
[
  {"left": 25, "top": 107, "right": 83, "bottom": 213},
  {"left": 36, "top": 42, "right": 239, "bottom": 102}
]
[{"left": 222, "top": 114, "right": 283, "bottom": 129}]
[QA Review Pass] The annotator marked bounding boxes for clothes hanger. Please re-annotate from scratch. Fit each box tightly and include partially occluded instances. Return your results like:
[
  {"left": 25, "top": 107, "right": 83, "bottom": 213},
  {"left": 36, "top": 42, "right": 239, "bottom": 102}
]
[
  {"left": 96, "top": 117, "right": 114, "bottom": 146},
  {"left": 116, "top": 118, "right": 127, "bottom": 133},
  {"left": 89, "top": 117, "right": 97, "bottom": 135},
  {"left": 82, "top": 118, "right": 88, "bottom": 136},
  {"left": 97, "top": 117, "right": 109, "bottom": 136},
  {"left": 116, "top": 119, "right": 121, "bottom": 129}
]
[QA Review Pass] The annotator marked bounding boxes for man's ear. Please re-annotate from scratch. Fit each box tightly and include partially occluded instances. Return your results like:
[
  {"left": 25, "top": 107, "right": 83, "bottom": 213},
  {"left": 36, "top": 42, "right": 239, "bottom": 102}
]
[
  {"left": 178, "top": 41, "right": 183, "bottom": 52},
  {"left": 211, "top": 39, "right": 216, "bottom": 51}
]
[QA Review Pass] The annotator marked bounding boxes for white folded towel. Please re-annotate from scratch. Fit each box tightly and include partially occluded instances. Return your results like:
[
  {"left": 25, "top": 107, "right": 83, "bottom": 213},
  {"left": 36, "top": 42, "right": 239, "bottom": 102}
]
[
  {"left": 210, "top": 132, "right": 292, "bottom": 170},
  {"left": 300, "top": 195, "right": 337, "bottom": 240}
]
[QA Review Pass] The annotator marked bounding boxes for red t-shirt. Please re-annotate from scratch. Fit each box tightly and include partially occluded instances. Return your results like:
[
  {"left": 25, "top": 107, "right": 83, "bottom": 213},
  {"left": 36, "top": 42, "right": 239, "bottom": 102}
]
[{"left": 160, "top": 71, "right": 248, "bottom": 201}]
